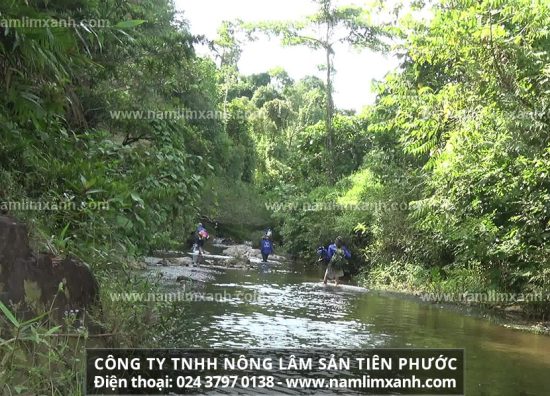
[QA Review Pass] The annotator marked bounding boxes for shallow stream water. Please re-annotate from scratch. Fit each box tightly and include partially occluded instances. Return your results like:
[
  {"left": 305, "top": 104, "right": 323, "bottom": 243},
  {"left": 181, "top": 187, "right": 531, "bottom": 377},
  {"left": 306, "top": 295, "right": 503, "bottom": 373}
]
[{"left": 149, "top": 257, "right": 550, "bottom": 395}]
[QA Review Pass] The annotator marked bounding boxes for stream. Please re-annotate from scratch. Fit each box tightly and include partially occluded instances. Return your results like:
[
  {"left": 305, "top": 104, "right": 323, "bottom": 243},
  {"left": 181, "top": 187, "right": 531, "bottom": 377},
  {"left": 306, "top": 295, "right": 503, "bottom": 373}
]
[{"left": 146, "top": 245, "right": 550, "bottom": 396}]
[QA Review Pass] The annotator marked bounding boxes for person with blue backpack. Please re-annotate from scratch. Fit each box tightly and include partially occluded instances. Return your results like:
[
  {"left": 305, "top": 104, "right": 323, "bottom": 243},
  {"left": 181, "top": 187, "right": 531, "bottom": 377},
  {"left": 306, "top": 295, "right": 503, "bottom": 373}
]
[
  {"left": 260, "top": 234, "right": 274, "bottom": 262},
  {"left": 319, "top": 236, "right": 351, "bottom": 285}
]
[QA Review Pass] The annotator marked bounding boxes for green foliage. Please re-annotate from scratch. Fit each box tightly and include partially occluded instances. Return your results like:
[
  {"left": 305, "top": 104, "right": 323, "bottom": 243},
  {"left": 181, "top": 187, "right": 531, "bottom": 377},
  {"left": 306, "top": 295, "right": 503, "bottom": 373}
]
[
  {"left": 0, "top": 299, "right": 85, "bottom": 395},
  {"left": 0, "top": 0, "right": 232, "bottom": 256},
  {"left": 355, "top": 0, "right": 550, "bottom": 316},
  {"left": 244, "top": 0, "right": 391, "bottom": 180},
  {"left": 248, "top": 0, "right": 549, "bottom": 319},
  {"left": 0, "top": 0, "right": 259, "bottom": 391},
  {"left": 0, "top": 273, "right": 184, "bottom": 395},
  {"left": 198, "top": 176, "right": 271, "bottom": 233},
  {"left": 1, "top": 2, "right": 549, "bottom": 394}
]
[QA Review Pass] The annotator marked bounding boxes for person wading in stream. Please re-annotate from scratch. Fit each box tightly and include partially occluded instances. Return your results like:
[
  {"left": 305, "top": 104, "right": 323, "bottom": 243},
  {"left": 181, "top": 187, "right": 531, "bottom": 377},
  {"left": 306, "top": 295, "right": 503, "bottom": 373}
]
[
  {"left": 323, "top": 236, "right": 351, "bottom": 285},
  {"left": 260, "top": 234, "right": 274, "bottom": 262},
  {"left": 192, "top": 223, "right": 209, "bottom": 265}
]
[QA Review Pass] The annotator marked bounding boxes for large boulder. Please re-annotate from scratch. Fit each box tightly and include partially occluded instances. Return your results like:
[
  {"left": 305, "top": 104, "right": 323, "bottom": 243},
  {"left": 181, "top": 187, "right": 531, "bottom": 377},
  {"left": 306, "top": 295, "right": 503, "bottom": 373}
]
[
  {"left": 222, "top": 244, "right": 286, "bottom": 263},
  {"left": 0, "top": 215, "right": 99, "bottom": 320},
  {"left": 222, "top": 244, "right": 255, "bottom": 258}
]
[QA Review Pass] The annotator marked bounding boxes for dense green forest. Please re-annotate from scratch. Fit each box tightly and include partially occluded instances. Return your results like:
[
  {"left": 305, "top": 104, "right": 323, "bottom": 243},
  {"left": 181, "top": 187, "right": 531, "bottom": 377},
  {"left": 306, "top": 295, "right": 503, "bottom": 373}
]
[{"left": 0, "top": 0, "right": 549, "bottom": 393}]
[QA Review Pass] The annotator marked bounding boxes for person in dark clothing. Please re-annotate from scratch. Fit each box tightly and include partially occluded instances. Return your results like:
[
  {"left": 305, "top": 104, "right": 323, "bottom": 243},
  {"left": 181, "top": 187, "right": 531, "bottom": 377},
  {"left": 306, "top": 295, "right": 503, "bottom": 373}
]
[
  {"left": 260, "top": 235, "right": 274, "bottom": 262},
  {"left": 195, "top": 223, "right": 209, "bottom": 253}
]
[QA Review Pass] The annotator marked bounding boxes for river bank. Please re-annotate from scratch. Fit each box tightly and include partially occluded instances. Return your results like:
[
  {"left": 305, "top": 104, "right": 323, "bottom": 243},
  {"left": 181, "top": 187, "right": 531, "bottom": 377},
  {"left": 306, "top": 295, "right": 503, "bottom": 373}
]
[
  {"left": 358, "top": 262, "right": 549, "bottom": 336},
  {"left": 362, "top": 287, "right": 550, "bottom": 336}
]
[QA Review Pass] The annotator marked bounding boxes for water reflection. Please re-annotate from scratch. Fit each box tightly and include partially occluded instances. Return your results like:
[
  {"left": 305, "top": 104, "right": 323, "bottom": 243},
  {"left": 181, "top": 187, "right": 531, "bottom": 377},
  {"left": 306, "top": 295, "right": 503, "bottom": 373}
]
[{"left": 155, "top": 262, "right": 550, "bottom": 395}]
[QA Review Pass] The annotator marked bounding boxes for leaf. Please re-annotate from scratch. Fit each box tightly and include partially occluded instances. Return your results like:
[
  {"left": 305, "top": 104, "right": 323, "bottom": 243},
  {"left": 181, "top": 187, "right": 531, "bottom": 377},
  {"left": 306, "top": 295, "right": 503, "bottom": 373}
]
[
  {"left": 116, "top": 215, "right": 133, "bottom": 230},
  {"left": 86, "top": 189, "right": 106, "bottom": 195},
  {"left": 130, "top": 192, "right": 145, "bottom": 206},
  {"left": 134, "top": 213, "right": 146, "bottom": 227},
  {"left": 114, "top": 20, "right": 147, "bottom": 29},
  {"left": 20, "top": 311, "right": 48, "bottom": 327},
  {"left": 60, "top": 222, "right": 71, "bottom": 240},
  {"left": 0, "top": 301, "right": 19, "bottom": 327},
  {"left": 45, "top": 325, "right": 62, "bottom": 336}
]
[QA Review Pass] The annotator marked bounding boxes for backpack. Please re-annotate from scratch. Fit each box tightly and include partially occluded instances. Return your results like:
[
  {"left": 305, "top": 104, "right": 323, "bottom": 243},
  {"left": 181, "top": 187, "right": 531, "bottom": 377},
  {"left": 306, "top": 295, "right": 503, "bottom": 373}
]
[
  {"left": 329, "top": 248, "right": 346, "bottom": 271},
  {"left": 198, "top": 229, "right": 209, "bottom": 239},
  {"left": 317, "top": 246, "right": 329, "bottom": 262}
]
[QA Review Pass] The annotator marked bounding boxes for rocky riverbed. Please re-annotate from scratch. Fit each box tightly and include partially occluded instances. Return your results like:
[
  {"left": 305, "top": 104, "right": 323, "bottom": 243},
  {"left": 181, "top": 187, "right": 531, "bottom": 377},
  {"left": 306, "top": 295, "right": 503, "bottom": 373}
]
[{"left": 143, "top": 239, "right": 287, "bottom": 284}]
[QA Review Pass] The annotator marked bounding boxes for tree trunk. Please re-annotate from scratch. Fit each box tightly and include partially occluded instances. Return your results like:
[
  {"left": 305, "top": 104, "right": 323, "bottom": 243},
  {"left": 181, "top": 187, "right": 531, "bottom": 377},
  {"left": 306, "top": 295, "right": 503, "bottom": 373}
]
[{"left": 325, "top": 44, "right": 335, "bottom": 183}]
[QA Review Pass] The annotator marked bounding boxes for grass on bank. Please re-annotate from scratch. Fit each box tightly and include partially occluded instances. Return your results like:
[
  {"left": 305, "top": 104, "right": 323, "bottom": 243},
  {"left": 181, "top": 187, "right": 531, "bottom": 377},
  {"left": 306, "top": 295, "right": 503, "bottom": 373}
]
[
  {"left": 0, "top": 244, "right": 187, "bottom": 395},
  {"left": 361, "top": 261, "right": 550, "bottom": 326}
]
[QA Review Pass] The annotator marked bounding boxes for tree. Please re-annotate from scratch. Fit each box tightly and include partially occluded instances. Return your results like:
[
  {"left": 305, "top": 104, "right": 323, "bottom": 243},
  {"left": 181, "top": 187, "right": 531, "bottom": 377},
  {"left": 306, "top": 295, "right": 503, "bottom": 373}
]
[
  {"left": 213, "top": 20, "right": 244, "bottom": 131},
  {"left": 245, "top": 0, "right": 389, "bottom": 181}
]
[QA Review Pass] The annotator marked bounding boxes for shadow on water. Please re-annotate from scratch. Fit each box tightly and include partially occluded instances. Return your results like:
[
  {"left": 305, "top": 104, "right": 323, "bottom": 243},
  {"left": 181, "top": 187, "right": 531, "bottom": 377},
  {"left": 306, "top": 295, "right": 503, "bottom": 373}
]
[{"left": 153, "top": 260, "right": 550, "bottom": 396}]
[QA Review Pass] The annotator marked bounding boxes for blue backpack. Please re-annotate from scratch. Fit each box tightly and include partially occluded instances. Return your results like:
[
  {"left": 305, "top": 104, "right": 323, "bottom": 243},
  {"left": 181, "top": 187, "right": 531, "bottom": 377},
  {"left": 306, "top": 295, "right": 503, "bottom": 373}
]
[{"left": 317, "top": 246, "right": 329, "bottom": 262}]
